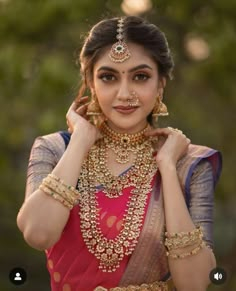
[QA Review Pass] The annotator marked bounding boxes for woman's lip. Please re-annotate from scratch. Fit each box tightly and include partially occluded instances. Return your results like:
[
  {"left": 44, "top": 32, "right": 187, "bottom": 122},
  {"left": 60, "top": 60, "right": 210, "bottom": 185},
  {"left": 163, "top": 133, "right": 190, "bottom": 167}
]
[
  {"left": 114, "top": 106, "right": 139, "bottom": 109},
  {"left": 114, "top": 107, "right": 138, "bottom": 114}
]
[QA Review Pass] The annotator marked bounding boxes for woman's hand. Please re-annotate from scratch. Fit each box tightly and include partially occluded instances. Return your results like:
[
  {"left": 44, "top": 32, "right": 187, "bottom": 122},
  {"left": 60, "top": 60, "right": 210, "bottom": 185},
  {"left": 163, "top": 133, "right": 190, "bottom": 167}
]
[
  {"left": 145, "top": 127, "right": 191, "bottom": 170},
  {"left": 66, "top": 96, "right": 102, "bottom": 149}
]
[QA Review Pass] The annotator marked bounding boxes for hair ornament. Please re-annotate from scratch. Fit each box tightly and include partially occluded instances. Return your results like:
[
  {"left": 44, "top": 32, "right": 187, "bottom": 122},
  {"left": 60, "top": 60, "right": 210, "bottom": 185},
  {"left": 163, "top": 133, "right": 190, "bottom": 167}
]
[{"left": 109, "top": 18, "right": 131, "bottom": 63}]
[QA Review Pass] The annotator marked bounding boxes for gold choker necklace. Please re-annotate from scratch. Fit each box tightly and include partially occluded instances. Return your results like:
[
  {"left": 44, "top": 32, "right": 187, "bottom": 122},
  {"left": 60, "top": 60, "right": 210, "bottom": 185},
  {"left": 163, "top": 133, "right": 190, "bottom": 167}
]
[{"left": 100, "top": 122, "right": 150, "bottom": 164}]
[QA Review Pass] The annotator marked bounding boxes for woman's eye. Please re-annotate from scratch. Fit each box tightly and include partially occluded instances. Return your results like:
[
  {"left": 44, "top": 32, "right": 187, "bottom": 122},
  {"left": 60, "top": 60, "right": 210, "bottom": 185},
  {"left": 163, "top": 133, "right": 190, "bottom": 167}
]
[
  {"left": 99, "top": 74, "right": 116, "bottom": 82},
  {"left": 134, "top": 74, "right": 150, "bottom": 81}
]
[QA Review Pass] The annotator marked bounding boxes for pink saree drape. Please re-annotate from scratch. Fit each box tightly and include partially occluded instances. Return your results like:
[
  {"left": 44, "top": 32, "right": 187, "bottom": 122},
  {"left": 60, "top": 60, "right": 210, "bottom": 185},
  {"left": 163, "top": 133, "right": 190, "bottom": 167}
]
[{"left": 45, "top": 174, "right": 156, "bottom": 291}]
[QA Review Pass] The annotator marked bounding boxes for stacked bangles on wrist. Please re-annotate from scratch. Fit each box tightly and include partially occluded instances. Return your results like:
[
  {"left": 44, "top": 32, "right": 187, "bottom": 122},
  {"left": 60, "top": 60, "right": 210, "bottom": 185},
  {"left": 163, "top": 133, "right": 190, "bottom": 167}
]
[
  {"left": 164, "top": 226, "right": 206, "bottom": 259},
  {"left": 39, "top": 174, "right": 80, "bottom": 210}
]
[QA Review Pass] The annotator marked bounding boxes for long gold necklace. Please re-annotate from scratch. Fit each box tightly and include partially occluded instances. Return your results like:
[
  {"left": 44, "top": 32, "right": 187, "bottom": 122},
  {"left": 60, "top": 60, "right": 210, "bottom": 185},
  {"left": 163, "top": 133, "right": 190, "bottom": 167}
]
[
  {"left": 94, "top": 139, "right": 152, "bottom": 198},
  {"left": 77, "top": 125, "right": 158, "bottom": 272}
]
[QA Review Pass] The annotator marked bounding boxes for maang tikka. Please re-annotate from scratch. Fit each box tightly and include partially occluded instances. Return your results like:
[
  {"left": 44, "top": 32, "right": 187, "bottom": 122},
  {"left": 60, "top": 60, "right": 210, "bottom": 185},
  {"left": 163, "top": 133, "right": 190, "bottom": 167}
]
[{"left": 109, "top": 18, "right": 131, "bottom": 63}]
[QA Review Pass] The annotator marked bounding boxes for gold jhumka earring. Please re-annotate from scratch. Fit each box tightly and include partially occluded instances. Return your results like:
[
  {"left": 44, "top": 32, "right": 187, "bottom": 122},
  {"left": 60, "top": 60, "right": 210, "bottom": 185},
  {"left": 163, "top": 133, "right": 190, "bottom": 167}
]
[
  {"left": 109, "top": 18, "right": 131, "bottom": 63},
  {"left": 152, "top": 94, "right": 169, "bottom": 124},
  {"left": 86, "top": 94, "right": 104, "bottom": 128}
]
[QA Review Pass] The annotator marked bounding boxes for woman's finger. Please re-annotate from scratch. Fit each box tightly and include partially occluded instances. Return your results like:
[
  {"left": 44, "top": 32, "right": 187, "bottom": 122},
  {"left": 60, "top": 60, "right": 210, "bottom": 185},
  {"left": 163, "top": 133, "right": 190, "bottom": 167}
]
[
  {"left": 167, "top": 127, "right": 183, "bottom": 134},
  {"left": 145, "top": 127, "right": 187, "bottom": 137},
  {"left": 144, "top": 127, "right": 173, "bottom": 136},
  {"left": 66, "top": 102, "right": 76, "bottom": 120},
  {"left": 75, "top": 102, "right": 90, "bottom": 115},
  {"left": 75, "top": 96, "right": 89, "bottom": 106}
]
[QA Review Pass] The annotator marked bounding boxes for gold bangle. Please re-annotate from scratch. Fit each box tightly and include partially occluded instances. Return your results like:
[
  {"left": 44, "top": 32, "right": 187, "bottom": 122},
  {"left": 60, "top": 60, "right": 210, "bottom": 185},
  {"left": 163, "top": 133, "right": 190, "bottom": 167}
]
[
  {"left": 39, "top": 184, "right": 74, "bottom": 210},
  {"left": 165, "top": 227, "right": 203, "bottom": 251},
  {"left": 49, "top": 174, "right": 80, "bottom": 198},
  {"left": 42, "top": 174, "right": 80, "bottom": 205},
  {"left": 39, "top": 173, "right": 80, "bottom": 210},
  {"left": 41, "top": 182, "right": 75, "bottom": 207},
  {"left": 165, "top": 226, "right": 202, "bottom": 239},
  {"left": 42, "top": 177, "right": 78, "bottom": 206},
  {"left": 166, "top": 241, "right": 205, "bottom": 259},
  {"left": 164, "top": 226, "right": 203, "bottom": 251}
]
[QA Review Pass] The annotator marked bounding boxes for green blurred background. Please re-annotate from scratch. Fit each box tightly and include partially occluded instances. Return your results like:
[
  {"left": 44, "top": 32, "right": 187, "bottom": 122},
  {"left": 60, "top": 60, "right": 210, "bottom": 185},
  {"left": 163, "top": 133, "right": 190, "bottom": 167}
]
[{"left": 0, "top": 0, "right": 235, "bottom": 290}]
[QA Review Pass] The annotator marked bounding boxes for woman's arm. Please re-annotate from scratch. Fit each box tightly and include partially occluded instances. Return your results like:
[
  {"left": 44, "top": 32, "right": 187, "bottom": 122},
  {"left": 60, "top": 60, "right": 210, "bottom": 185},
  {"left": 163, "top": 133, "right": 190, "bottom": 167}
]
[
  {"left": 145, "top": 127, "right": 217, "bottom": 291},
  {"left": 17, "top": 130, "right": 89, "bottom": 251},
  {"left": 160, "top": 160, "right": 216, "bottom": 291},
  {"left": 17, "top": 101, "right": 100, "bottom": 250}
]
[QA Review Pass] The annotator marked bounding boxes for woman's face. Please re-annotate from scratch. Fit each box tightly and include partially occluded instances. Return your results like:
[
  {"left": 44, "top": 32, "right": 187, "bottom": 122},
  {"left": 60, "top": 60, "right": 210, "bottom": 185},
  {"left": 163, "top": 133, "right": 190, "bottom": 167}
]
[{"left": 92, "top": 42, "right": 165, "bottom": 133}]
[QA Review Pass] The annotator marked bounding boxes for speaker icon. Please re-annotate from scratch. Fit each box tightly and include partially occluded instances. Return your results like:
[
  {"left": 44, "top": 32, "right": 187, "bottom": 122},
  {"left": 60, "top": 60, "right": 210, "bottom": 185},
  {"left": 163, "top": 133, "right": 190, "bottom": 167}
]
[
  {"left": 214, "top": 272, "right": 223, "bottom": 280},
  {"left": 210, "top": 267, "right": 227, "bottom": 285}
]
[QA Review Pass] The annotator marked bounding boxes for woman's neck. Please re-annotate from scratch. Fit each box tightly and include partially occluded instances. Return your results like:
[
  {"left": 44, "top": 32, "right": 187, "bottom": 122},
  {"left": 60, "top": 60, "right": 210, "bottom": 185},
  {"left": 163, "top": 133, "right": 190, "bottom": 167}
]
[{"left": 105, "top": 120, "right": 149, "bottom": 135}]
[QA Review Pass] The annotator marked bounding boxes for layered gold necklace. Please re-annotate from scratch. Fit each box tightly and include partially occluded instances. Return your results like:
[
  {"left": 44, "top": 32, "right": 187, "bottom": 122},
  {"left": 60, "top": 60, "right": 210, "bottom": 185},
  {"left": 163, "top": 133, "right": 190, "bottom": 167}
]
[
  {"left": 100, "top": 122, "right": 149, "bottom": 164},
  {"left": 77, "top": 123, "right": 158, "bottom": 272}
]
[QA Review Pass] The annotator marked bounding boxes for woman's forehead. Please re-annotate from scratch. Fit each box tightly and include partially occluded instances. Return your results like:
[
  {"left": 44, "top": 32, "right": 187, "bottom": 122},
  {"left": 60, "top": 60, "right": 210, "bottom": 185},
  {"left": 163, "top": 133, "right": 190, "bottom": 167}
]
[{"left": 93, "top": 42, "right": 157, "bottom": 73}]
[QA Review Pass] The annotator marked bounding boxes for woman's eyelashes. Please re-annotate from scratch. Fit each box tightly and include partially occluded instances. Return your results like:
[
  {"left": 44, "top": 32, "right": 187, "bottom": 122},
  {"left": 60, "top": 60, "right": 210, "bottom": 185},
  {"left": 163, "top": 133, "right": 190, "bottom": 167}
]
[
  {"left": 98, "top": 72, "right": 150, "bottom": 82},
  {"left": 98, "top": 73, "right": 116, "bottom": 82},
  {"left": 133, "top": 73, "right": 150, "bottom": 81}
]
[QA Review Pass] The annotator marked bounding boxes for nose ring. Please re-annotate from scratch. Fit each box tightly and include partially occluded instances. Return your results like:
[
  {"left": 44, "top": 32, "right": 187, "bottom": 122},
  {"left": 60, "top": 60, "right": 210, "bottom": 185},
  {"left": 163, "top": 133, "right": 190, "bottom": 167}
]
[{"left": 127, "top": 91, "right": 140, "bottom": 106}]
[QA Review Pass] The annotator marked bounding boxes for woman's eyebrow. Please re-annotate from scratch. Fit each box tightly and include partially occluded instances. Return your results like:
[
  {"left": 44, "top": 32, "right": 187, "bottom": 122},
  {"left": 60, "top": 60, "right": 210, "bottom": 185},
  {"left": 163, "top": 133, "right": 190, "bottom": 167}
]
[
  {"left": 97, "top": 66, "right": 118, "bottom": 73},
  {"left": 129, "top": 64, "right": 153, "bottom": 72},
  {"left": 97, "top": 64, "right": 153, "bottom": 73}
]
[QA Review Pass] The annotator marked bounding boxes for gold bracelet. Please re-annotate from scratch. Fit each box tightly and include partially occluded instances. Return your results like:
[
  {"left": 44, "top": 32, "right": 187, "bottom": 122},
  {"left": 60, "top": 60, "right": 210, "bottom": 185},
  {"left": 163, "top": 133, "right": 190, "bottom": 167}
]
[
  {"left": 49, "top": 173, "right": 80, "bottom": 198},
  {"left": 166, "top": 241, "right": 205, "bottom": 259},
  {"left": 42, "top": 178, "right": 75, "bottom": 206},
  {"left": 42, "top": 174, "right": 80, "bottom": 205},
  {"left": 43, "top": 177, "right": 78, "bottom": 206},
  {"left": 39, "top": 184, "right": 74, "bottom": 210},
  {"left": 165, "top": 226, "right": 202, "bottom": 238},
  {"left": 164, "top": 226, "right": 203, "bottom": 251}
]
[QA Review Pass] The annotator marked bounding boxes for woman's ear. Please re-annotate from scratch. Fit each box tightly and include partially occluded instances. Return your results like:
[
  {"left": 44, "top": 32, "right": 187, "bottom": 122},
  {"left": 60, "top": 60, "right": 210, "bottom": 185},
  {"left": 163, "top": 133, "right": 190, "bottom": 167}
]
[
  {"left": 90, "top": 81, "right": 95, "bottom": 95},
  {"left": 158, "top": 77, "right": 166, "bottom": 100},
  {"left": 160, "top": 77, "right": 166, "bottom": 89}
]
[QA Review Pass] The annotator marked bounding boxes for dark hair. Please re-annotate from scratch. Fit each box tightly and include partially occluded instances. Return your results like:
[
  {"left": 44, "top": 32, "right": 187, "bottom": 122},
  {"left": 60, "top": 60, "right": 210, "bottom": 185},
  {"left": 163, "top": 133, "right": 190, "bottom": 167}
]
[{"left": 78, "top": 16, "right": 174, "bottom": 125}]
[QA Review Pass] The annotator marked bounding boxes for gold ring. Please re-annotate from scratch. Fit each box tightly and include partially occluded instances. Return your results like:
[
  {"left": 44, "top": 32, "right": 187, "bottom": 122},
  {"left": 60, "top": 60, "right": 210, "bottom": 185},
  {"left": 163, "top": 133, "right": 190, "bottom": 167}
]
[
  {"left": 167, "top": 127, "right": 183, "bottom": 134},
  {"left": 174, "top": 128, "right": 183, "bottom": 134}
]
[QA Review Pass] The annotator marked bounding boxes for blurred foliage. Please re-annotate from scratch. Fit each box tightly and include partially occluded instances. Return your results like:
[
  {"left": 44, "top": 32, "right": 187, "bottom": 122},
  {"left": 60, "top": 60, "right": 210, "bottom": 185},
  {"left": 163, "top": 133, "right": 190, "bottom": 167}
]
[{"left": 0, "top": 0, "right": 235, "bottom": 290}]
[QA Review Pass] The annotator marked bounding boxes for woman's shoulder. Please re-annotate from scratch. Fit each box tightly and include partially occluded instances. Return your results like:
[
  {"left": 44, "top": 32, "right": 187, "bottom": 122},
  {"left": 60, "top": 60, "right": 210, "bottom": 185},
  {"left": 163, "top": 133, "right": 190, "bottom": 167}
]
[
  {"left": 187, "top": 143, "right": 221, "bottom": 158},
  {"left": 177, "top": 143, "right": 222, "bottom": 192},
  {"left": 35, "top": 130, "right": 70, "bottom": 145},
  {"left": 178, "top": 143, "right": 222, "bottom": 167},
  {"left": 32, "top": 130, "right": 70, "bottom": 159}
]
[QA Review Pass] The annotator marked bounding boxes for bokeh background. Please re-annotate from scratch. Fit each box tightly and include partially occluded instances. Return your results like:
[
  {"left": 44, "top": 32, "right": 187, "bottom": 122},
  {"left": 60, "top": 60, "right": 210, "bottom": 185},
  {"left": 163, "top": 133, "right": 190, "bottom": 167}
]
[{"left": 0, "top": 0, "right": 235, "bottom": 290}]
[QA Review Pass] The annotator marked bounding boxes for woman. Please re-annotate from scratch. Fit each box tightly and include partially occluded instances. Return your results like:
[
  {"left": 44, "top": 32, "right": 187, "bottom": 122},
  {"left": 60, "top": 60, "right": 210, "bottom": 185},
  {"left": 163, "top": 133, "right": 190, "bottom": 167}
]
[{"left": 17, "top": 16, "right": 222, "bottom": 291}]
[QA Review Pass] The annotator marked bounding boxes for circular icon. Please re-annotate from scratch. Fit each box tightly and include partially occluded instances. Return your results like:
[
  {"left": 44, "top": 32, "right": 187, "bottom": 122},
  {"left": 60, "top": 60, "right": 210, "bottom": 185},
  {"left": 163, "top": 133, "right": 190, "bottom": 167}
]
[
  {"left": 209, "top": 267, "right": 227, "bottom": 285},
  {"left": 9, "top": 267, "right": 27, "bottom": 285}
]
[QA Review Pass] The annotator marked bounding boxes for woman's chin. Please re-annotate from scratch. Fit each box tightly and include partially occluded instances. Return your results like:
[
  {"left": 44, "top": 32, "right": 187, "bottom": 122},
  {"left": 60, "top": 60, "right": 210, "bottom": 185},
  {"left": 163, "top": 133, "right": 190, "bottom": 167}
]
[{"left": 106, "top": 118, "right": 148, "bottom": 134}]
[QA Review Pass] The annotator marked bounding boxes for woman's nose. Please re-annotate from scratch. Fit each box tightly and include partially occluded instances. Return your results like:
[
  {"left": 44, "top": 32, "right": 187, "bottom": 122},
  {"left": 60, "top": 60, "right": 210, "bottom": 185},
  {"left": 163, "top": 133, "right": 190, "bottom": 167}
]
[{"left": 117, "top": 81, "right": 131, "bottom": 101}]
